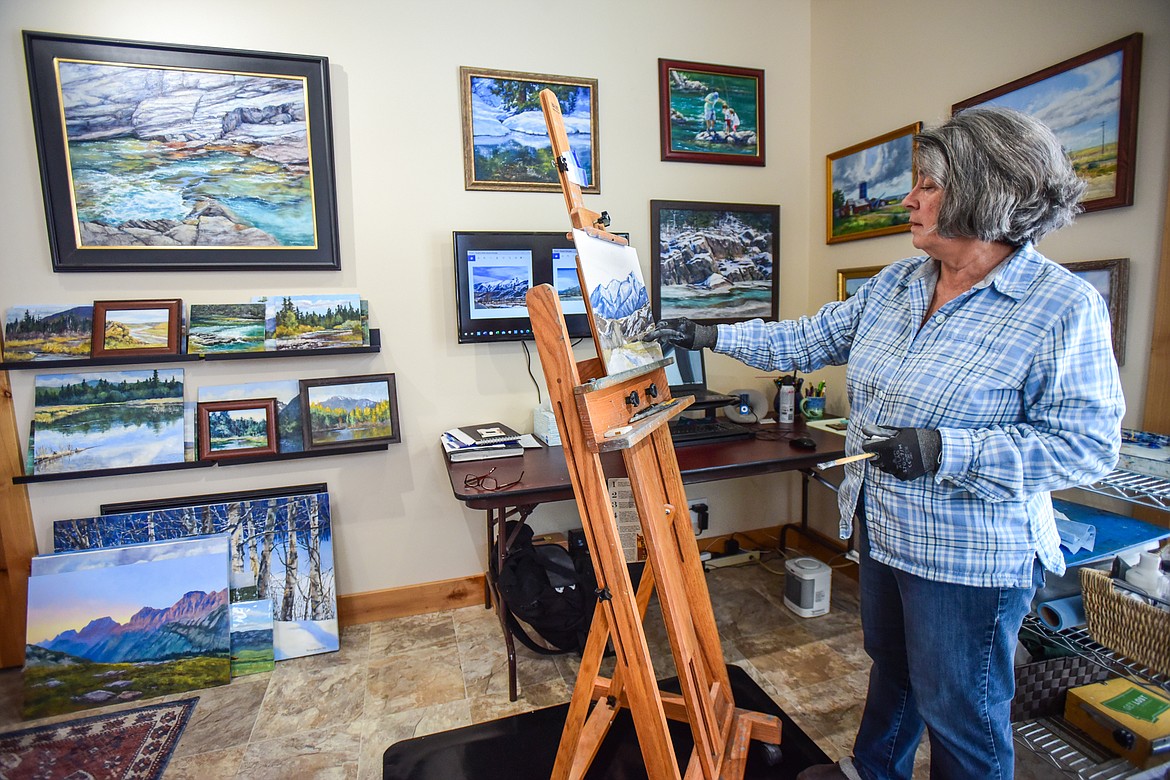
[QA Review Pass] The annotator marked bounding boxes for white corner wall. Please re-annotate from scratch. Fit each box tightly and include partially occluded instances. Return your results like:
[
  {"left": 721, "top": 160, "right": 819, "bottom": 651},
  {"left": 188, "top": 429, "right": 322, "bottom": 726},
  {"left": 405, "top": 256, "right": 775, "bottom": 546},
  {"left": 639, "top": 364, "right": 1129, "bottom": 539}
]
[
  {"left": 2, "top": 1, "right": 1167, "bottom": 598},
  {"left": 0, "top": 0, "right": 812, "bottom": 596}
]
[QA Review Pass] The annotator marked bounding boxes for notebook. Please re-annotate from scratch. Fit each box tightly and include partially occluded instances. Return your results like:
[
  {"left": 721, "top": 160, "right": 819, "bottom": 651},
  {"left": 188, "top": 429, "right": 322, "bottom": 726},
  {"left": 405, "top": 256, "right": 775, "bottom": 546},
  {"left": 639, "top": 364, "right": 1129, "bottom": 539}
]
[{"left": 663, "top": 346, "right": 738, "bottom": 408}]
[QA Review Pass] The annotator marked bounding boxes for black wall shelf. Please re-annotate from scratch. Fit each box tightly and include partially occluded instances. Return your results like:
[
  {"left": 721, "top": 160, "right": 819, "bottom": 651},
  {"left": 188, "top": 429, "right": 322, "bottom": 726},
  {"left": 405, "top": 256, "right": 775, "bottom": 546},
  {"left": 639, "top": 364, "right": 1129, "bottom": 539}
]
[
  {"left": 8, "top": 328, "right": 387, "bottom": 484},
  {"left": 14, "top": 443, "right": 390, "bottom": 484},
  {"left": 0, "top": 330, "right": 380, "bottom": 371}
]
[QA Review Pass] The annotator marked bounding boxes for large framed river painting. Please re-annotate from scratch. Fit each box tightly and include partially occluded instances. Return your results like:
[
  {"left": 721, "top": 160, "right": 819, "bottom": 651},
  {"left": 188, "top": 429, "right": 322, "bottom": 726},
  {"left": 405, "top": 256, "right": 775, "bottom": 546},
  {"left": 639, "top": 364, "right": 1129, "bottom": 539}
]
[
  {"left": 952, "top": 34, "right": 1142, "bottom": 213},
  {"left": 23, "top": 31, "right": 340, "bottom": 271},
  {"left": 650, "top": 200, "right": 780, "bottom": 325},
  {"left": 459, "top": 66, "right": 599, "bottom": 193}
]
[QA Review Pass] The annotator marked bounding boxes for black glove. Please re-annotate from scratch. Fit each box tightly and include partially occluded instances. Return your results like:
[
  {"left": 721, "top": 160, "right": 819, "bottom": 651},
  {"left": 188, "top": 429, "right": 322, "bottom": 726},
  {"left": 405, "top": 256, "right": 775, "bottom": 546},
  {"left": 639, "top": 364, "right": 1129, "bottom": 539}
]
[
  {"left": 862, "top": 427, "right": 942, "bottom": 481},
  {"left": 642, "top": 318, "right": 717, "bottom": 350}
]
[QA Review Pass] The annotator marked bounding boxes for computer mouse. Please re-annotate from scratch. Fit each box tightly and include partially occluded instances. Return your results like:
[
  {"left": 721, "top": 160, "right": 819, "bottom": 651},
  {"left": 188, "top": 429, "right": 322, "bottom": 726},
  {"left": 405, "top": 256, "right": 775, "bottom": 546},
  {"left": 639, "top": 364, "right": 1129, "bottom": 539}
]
[{"left": 791, "top": 436, "right": 817, "bottom": 450}]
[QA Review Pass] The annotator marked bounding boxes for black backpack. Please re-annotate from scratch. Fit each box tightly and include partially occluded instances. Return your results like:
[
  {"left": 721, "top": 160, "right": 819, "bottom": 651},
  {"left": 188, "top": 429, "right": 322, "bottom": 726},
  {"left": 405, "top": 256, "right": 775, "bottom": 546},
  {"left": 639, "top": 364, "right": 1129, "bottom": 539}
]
[{"left": 495, "top": 522, "right": 597, "bottom": 655}]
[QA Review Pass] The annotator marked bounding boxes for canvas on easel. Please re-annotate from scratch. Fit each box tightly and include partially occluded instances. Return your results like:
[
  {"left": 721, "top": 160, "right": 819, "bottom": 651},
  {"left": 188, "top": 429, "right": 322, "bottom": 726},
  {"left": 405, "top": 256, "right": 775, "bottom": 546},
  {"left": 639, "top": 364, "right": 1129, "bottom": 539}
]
[
  {"left": 532, "top": 87, "right": 782, "bottom": 780},
  {"left": 572, "top": 228, "right": 662, "bottom": 372}
]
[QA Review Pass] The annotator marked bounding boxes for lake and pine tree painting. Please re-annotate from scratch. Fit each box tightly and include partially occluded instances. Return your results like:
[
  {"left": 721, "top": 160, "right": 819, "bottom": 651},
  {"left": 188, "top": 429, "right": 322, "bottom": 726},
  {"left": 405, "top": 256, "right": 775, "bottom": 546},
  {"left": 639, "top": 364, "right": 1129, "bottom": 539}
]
[
  {"left": 24, "top": 534, "right": 232, "bottom": 718},
  {"left": 2, "top": 304, "right": 94, "bottom": 362},
  {"left": 198, "top": 380, "right": 303, "bottom": 453},
  {"left": 255, "top": 294, "right": 364, "bottom": 350},
  {"left": 52, "top": 492, "right": 338, "bottom": 661},
  {"left": 206, "top": 406, "right": 272, "bottom": 454},
  {"left": 32, "top": 369, "right": 185, "bottom": 474}
]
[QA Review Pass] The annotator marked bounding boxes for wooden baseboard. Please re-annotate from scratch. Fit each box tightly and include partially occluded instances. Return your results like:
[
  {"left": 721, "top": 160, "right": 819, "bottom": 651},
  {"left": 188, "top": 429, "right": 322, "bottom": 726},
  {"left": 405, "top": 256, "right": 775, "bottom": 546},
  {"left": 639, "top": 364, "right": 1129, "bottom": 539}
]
[
  {"left": 336, "top": 521, "right": 859, "bottom": 628},
  {"left": 338, "top": 574, "right": 486, "bottom": 627}
]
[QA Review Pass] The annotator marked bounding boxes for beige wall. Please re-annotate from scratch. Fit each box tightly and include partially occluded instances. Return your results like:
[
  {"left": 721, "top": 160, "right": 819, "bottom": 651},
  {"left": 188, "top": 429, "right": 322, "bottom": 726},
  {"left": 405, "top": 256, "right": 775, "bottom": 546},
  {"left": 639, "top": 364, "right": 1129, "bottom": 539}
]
[{"left": 0, "top": 1, "right": 1165, "bottom": 596}]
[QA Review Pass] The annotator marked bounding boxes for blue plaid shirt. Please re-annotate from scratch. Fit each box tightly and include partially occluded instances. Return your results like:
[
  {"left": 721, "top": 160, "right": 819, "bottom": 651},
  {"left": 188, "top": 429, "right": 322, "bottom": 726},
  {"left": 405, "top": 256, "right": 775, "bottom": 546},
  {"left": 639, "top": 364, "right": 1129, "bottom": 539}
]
[{"left": 716, "top": 243, "right": 1124, "bottom": 587}]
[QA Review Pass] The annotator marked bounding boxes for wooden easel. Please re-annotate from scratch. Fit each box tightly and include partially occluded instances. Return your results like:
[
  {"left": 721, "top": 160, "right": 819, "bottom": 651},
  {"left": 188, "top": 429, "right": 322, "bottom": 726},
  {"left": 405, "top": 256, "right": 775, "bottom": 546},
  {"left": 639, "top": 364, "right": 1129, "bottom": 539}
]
[{"left": 528, "top": 89, "right": 781, "bottom": 780}]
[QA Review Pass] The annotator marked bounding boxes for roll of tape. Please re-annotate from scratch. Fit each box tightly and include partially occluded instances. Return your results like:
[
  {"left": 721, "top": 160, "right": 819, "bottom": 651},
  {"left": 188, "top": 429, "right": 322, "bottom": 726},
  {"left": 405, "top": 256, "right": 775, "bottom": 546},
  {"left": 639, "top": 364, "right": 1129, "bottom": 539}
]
[
  {"left": 1036, "top": 594, "right": 1086, "bottom": 631},
  {"left": 725, "top": 388, "right": 768, "bottom": 424}
]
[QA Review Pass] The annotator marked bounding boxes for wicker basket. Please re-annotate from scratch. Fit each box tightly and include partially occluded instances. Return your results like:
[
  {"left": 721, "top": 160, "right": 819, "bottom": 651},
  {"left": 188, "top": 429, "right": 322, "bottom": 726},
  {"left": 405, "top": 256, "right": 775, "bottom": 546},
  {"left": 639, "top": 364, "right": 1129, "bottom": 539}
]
[
  {"left": 1080, "top": 567, "right": 1170, "bottom": 677},
  {"left": 1012, "top": 653, "right": 1110, "bottom": 721}
]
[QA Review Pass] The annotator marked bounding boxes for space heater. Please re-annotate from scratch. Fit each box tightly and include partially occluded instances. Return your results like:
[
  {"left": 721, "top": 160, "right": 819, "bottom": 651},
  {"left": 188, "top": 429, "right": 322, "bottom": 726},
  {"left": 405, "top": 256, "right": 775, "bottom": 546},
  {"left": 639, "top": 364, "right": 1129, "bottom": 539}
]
[{"left": 784, "top": 557, "right": 832, "bottom": 618}]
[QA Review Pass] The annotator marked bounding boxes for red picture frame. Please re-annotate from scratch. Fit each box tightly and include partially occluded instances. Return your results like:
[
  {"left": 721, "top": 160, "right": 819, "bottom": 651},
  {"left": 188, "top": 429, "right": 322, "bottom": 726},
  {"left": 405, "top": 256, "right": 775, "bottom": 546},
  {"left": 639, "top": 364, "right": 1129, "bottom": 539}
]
[{"left": 197, "top": 398, "right": 279, "bottom": 461}]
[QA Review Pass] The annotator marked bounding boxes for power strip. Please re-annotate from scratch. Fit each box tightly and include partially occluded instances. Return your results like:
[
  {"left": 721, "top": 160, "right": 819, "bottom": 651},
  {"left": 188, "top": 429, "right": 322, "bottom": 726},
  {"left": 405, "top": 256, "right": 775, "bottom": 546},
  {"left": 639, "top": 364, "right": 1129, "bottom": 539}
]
[{"left": 703, "top": 550, "right": 761, "bottom": 570}]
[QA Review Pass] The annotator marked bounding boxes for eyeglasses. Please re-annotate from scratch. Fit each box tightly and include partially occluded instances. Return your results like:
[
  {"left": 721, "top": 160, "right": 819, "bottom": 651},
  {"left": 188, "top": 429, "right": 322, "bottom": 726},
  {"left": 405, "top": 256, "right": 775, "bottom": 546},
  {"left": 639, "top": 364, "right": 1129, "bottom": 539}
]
[{"left": 464, "top": 466, "right": 524, "bottom": 492}]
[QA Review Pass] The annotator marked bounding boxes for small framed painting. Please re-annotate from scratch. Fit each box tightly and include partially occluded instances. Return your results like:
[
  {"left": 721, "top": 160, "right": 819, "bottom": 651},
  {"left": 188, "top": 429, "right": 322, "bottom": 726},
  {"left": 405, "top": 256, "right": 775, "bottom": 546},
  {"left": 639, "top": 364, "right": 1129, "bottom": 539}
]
[
  {"left": 459, "top": 66, "right": 599, "bottom": 193},
  {"left": 658, "top": 58, "right": 765, "bottom": 166},
  {"left": 650, "top": 200, "right": 780, "bottom": 324},
  {"left": 953, "top": 34, "right": 1142, "bottom": 213},
  {"left": 92, "top": 299, "right": 183, "bottom": 358},
  {"left": 827, "top": 123, "right": 921, "bottom": 244},
  {"left": 299, "top": 373, "right": 401, "bottom": 450},
  {"left": 1062, "top": 258, "right": 1129, "bottom": 364},
  {"left": 197, "top": 398, "right": 279, "bottom": 461},
  {"left": 836, "top": 266, "right": 887, "bottom": 301}
]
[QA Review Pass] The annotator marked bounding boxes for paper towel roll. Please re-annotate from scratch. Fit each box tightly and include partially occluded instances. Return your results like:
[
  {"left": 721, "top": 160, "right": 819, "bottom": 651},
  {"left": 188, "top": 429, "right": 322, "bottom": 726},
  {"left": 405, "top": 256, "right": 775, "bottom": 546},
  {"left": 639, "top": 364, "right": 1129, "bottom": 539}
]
[{"left": 1036, "top": 594, "right": 1086, "bottom": 631}]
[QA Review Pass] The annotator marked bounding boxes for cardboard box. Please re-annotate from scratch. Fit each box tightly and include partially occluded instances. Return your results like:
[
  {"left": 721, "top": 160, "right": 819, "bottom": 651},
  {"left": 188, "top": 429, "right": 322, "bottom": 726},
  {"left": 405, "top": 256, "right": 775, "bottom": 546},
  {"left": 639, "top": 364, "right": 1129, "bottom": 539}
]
[{"left": 1064, "top": 678, "right": 1170, "bottom": 769}]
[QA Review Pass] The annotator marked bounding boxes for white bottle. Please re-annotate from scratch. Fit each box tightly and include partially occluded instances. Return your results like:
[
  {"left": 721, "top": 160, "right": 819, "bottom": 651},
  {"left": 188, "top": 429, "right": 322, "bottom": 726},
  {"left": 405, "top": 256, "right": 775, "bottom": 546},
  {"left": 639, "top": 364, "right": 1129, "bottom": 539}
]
[
  {"left": 1125, "top": 552, "right": 1164, "bottom": 598},
  {"left": 778, "top": 385, "right": 795, "bottom": 424}
]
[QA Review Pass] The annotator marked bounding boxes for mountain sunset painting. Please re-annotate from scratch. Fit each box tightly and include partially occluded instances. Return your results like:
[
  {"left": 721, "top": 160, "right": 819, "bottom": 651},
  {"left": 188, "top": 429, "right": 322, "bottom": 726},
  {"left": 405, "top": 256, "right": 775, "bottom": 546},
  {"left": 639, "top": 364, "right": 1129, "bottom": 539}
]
[{"left": 24, "top": 535, "right": 231, "bottom": 718}]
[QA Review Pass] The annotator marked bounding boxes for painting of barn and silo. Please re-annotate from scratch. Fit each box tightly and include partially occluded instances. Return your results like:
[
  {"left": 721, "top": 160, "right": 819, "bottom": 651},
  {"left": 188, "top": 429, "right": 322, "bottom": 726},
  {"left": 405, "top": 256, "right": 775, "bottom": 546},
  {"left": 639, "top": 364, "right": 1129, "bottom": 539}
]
[
  {"left": 827, "top": 123, "right": 920, "bottom": 244},
  {"left": 52, "top": 491, "right": 337, "bottom": 661}
]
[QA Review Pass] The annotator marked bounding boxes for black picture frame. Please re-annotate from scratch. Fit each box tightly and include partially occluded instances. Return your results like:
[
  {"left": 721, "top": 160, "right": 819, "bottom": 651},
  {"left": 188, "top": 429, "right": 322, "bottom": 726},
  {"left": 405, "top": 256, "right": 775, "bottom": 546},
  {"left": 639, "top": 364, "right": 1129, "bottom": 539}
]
[
  {"left": 23, "top": 30, "right": 341, "bottom": 272},
  {"left": 650, "top": 200, "right": 780, "bottom": 325},
  {"left": 298, "top": 373, "right": 401, "bottom": 451}
]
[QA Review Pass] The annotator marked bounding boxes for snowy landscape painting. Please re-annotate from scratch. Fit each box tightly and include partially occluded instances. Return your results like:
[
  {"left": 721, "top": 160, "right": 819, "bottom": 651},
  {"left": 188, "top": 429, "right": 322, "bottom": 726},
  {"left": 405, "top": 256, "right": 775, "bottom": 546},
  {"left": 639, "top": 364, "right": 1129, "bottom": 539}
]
[
  {"left": 651, "top": 201, "right": 780, "bottom": 324},
  {"left": 572, "top": 229, "right": 663, "bottom": 373},
  {"left": 52, "top": 491, "right": 338, "bottom": 661},
  {"left": 24, "top": 535, "right": 231, "bottom": 719},
  {"left": 460, "top": 67, "right": 598, "bottom": 193}
]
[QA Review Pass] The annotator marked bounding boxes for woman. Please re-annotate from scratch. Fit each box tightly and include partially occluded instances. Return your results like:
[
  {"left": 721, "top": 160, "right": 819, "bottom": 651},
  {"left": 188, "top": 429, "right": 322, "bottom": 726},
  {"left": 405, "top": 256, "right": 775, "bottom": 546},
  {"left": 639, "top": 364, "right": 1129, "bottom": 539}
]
[{"left": 646, "top": 107, "right": 1124, "bottom": 779}]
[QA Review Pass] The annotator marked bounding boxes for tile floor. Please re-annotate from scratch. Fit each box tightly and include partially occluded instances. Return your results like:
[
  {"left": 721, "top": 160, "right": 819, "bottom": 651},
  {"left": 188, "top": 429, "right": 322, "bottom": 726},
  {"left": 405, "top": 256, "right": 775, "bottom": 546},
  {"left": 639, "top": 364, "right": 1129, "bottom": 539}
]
[{"left": 0, "top": 556, "right": 1077, "bottom": 779}]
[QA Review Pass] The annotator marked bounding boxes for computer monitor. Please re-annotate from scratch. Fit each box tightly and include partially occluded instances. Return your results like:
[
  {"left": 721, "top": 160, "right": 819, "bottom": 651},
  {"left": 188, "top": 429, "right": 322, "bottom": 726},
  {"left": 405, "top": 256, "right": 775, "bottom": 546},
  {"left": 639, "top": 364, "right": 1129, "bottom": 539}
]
[{"left": 453, "top": 231, "right": 626, "bottom": 344}]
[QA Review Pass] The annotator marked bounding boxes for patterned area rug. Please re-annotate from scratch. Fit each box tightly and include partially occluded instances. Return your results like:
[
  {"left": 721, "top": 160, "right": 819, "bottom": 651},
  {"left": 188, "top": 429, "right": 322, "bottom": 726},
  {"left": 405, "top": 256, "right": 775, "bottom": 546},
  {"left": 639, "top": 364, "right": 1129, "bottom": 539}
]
[{"left": 0, "top": 697, "right": 197, "bottom": 779}]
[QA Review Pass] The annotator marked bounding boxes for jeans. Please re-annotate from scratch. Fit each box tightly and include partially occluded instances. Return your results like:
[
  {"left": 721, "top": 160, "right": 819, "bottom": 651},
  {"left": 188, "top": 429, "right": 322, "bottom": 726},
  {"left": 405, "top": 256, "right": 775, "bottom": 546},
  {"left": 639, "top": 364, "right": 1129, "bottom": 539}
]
[{"left": 851, "top": 499, "right": 1041, "bottom": 780}]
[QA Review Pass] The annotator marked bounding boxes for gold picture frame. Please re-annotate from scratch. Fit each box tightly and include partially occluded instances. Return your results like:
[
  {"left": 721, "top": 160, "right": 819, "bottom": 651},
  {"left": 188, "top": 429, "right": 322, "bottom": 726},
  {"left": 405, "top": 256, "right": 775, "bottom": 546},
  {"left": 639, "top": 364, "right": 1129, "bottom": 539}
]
[{"left": 836, "top": 266, "right": 887, "bottom": 301}]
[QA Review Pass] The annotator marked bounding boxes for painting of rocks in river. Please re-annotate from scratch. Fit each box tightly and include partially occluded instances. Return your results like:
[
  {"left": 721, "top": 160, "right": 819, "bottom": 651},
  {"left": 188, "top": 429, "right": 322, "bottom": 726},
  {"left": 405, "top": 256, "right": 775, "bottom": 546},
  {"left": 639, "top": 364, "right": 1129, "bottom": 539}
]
[
  {"left": 24, "top": 534, "right": 231, "bottom": 719},
  {"left": 188, "top": 303, "right": 267, "bottom": 354},
  {"left": 462, "top": 68, "right": 597, "bottom": 192},
  {"left": 31, "top": 369, "right": 186, "bottom": 474},
  {"left": 571, "top": 229, "right": 662, "bottom": 373},
  {"left": 2, "top": 304, "right": 93, "bottom": 362},
  {"left": 53, "top": 57, "right": 317, "bottom": 249},
  {"left": 52, "top": 491, "right": 338, "bottom": 662},
  {"left": 652, "top": 202, "right": 779, "bottom": 323}
]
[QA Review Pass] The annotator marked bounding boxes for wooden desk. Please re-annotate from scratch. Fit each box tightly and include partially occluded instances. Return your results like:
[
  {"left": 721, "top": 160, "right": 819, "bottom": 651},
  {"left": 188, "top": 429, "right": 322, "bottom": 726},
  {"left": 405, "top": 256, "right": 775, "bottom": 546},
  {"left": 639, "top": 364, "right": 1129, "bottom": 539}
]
[{"left": 443, "top": 422, "right": 847, "bottom": 701}]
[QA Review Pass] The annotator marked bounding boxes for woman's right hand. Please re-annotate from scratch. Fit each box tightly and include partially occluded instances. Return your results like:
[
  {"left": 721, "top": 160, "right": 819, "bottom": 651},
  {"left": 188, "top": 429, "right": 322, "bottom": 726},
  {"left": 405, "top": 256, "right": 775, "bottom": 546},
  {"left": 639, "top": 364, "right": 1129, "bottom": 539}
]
[{"left": 642, "top": 319, "right": 717, "bottom": 350}]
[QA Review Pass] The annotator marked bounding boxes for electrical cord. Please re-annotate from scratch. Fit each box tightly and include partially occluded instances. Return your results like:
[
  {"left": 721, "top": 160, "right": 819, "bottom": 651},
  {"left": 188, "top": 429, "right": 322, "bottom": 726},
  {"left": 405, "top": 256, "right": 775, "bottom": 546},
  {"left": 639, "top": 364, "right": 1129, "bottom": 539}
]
[{"left": 521, "top": 340, "right": 542, "bottom": 405}]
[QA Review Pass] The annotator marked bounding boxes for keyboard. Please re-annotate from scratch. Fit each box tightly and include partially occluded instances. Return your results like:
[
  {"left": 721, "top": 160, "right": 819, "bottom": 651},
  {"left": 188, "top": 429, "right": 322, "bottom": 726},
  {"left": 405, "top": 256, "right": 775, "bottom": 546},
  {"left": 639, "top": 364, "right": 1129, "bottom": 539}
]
[{"left": 668, "top": 417, "right": 753, "bottom": 445}]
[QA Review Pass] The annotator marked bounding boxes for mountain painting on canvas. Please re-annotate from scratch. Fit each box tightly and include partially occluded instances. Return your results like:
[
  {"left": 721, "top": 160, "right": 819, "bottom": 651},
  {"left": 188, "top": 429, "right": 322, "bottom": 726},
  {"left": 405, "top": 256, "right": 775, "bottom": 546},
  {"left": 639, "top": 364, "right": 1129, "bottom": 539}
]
[
  {"left": 571, "top": 229, "right": 663, "bottom": 373},
  {"left": 24, "top": 534, "right": 231, "bottom": 718}
]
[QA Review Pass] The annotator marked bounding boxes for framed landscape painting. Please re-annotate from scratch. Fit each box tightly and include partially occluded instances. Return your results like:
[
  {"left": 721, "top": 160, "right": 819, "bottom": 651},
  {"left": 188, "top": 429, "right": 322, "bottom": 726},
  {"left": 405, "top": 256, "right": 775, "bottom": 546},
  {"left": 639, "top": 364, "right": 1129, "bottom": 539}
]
[
  {"left": 197, "top": 398, "right": 279, "bottom": 461},
  {"left": 952, "top": 34, "right": 1142, "bottom": 212},
  {"left": 299, "top": 373, "right": 401, "bottom": 450},
  {"left": 650, "top": 200, "right": 780, "bottom": 324},
  {"left": 460, "top": 66, "right": 599, "bottom": 193},
  {"left": 92, "top": 299, "right": 182, "bottom": 358},
  {"left": 23, "top": 31, "right": 340, "bottom": 271},
  {"left": 827, "top": 123, "right": 920, "bottom": 244},
  {"left": 837, "top": 266, "right": 887, "bottom": 301},
  {"left": 1063, "top": 258, "right": 1129, "bottom": 364},
  {"left": 658, "top": 58, "right": 764, "bottom": 166}
]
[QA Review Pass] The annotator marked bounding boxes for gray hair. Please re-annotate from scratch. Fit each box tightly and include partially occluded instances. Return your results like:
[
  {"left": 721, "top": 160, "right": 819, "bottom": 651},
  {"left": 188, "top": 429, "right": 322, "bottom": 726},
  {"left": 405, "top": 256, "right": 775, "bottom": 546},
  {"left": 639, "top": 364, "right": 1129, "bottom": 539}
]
[{"left": 914, "top": 107, "right": 1086, "bottom": 245}]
